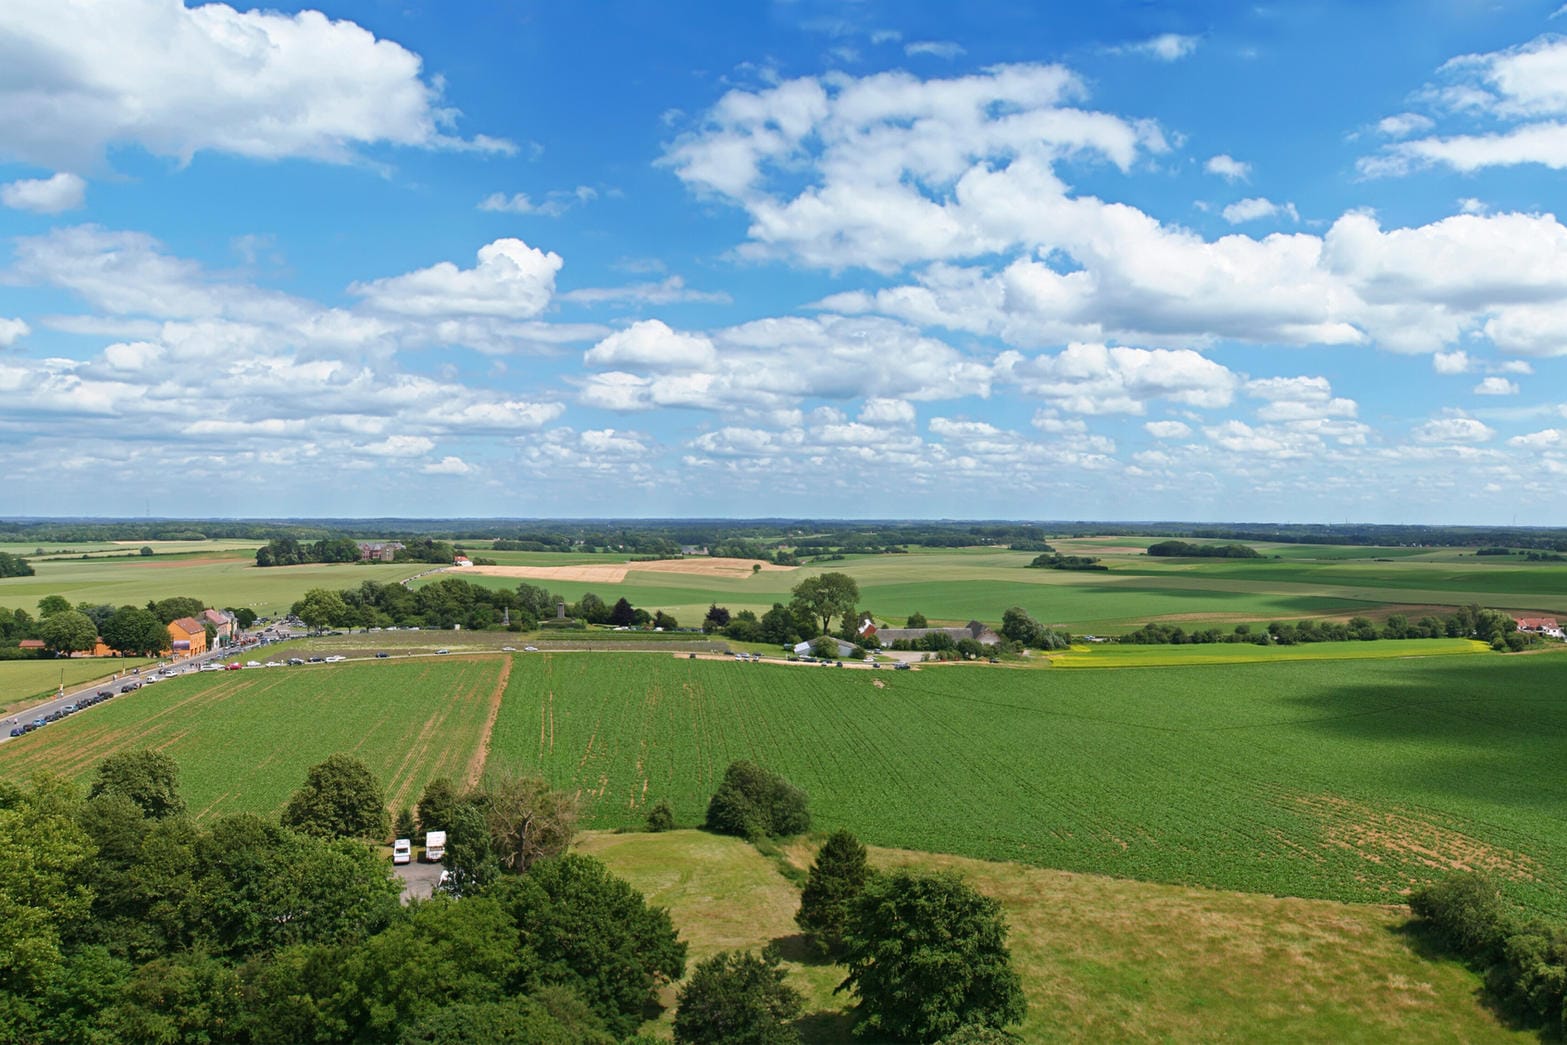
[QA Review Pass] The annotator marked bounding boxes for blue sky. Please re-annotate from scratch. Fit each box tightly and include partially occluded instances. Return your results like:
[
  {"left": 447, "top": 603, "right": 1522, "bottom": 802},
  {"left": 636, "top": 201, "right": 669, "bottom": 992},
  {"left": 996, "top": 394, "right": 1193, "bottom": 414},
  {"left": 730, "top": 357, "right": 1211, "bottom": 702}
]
[{"left": 4, "top": 1, "right": 1567, "bottom": 523}]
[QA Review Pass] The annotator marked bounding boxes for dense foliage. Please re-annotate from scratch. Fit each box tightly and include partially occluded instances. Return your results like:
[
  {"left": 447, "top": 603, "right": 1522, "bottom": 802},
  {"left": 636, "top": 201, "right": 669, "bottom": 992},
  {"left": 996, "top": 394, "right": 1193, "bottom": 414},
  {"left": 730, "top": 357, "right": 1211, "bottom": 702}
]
[
  {"left": 796, "top": 829, "right": 871, "bottom": 959},
  {"left": 705, "top": 761, "right": 811, "bottom": 840},
  {"left": 281, "top": 754, "right": 392, "bottom": 841},
  {"left": 1409, "top": 874, "right": 1567, "bottom": 1034},
  {"left": 1117, "top": 604, "right": 1528, "bottom": 651},
  {"left": 674, "top": 949, "right": 803, "bottom": 1045},
  {"left": 838, "top": 870, "right": 1026, "bottom": 1042},
  {"left": 1146, "top": 540, "right": 1262, "bottom": 558},
  {"left": 0, "top": 756, "right": 686, "bottom": 1043},
  {"left": 0, "top": 550, "right": 34, "bottom": 577}
]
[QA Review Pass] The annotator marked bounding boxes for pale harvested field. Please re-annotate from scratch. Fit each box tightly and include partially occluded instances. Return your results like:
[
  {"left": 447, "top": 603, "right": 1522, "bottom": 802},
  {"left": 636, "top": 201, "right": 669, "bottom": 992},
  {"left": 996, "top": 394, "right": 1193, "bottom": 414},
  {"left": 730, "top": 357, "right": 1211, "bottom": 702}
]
[{"left": 452, "top": 556, "right": 796, "bottom": 584}]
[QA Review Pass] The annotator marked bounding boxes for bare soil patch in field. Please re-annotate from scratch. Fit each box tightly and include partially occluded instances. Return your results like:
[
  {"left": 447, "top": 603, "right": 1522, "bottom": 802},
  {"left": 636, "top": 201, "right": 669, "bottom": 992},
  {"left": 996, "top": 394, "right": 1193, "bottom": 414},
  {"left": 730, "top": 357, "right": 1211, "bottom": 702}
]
[
  {"left": 453, "top": 556, "right": 795, "bottom": 584},
  {"left": 1293, "top": 792, "right": 1541, "bottom": 884}
]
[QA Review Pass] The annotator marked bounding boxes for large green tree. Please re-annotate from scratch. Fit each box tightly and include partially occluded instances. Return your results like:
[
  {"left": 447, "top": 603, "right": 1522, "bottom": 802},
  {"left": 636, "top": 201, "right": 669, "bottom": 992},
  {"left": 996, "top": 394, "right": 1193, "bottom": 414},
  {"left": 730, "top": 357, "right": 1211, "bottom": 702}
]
[
  {"left": 39, "top": 610, "right": 98, "bottom": 657},
  {"left": 0, "top": 778, "right": 95, "bottom": 1003},
  {"left": 36, "top": 595, "right": 72, "bottom": 618},
  {"left": 294, "top": 588, "right": 350, "bottom": 632},
  {"left": 705, "top": 761, "right": 810, "bottom": 841},
  {"left": 838, "top": 870, "right": 1025, "bottom": 1043},
  {"left": 796, "top": 829, "right": 870, "bottom": 959},
  {"left": 495, "top": 855, "right": 687, "bottom": 1038},
  {"left": 148, "top": 597, "right": 205, "bottom": 625},
  {"left": 280, "top": 755, "right": 390, "bottom": 841},
  {"left": 470, "top": 774, "right": 578, "bottom": 873},
  {"left": 89, "top": 750, "right": 187, "bottom": 820},
  {"left": 100, "top": 606, "right": 170, "bottom": 657},
  {"left": 789, "top": 573, "right": 860, "bottom": 637},
  {"left": 674, "top": 949, "right": 802, "bottom": 1045}
]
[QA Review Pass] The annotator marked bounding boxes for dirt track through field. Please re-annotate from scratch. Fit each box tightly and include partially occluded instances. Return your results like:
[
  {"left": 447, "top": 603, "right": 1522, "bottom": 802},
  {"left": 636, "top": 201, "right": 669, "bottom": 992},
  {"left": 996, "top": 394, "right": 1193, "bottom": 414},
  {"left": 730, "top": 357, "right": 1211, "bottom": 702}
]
[
  {"left": 449, "top": 556, "right": 795, "bottom": 584},
  {"left": 465, "top": 656, "right": 512, "bottom": 789}
]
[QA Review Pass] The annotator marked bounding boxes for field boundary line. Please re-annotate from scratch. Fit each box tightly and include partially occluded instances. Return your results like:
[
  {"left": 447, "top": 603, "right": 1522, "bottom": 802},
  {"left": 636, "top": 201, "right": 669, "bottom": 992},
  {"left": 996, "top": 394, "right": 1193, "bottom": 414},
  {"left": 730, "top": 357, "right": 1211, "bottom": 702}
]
[{"left": 465, "top": 655, "right": 512, "bottom": 788}]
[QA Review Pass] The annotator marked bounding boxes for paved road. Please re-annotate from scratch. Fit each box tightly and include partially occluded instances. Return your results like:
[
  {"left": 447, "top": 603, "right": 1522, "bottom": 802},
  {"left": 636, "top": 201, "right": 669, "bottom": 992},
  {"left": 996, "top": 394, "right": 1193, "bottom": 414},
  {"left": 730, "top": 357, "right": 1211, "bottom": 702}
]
[{"left": 1, "top": 626, "right": 293, "bottom": 745}]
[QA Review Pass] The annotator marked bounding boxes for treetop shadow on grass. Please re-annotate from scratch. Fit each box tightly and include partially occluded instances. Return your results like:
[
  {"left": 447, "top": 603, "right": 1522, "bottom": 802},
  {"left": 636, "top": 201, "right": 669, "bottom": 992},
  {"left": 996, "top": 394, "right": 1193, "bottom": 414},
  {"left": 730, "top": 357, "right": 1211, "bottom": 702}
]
[{"left": 1388, "top": 919, "right": 1548, "bottom": 1038}]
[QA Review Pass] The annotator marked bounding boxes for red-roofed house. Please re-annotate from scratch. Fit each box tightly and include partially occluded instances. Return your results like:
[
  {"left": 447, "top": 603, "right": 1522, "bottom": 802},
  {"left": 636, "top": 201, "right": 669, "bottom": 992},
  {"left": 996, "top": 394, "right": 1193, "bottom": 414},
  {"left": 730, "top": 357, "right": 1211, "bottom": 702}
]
[
  {"left": 1515, "top": 617, "right": 1564, "bottom": 639},
  {"left": 202, "top": 608, "right": 235, "bottom": 644},
  {"left": 168, "top": 617, "right": 207, "bottom": 658}
]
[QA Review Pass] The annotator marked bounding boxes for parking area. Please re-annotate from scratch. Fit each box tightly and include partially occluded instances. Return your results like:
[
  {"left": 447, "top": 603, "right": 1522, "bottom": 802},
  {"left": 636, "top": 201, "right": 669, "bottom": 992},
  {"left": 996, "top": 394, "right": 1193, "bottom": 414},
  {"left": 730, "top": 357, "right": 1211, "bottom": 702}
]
[{"left": 392, "top": 857, "right": 445, "bottom": 902}]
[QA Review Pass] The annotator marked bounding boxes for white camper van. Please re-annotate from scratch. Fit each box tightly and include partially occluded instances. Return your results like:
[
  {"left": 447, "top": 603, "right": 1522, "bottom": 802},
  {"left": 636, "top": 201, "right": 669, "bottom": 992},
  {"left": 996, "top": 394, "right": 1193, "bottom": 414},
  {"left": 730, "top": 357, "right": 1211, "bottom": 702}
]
[
  {"left": 392, "top": 838, "right": 411, "bottom": 864},
  {"left": 423, "top": 830, "right": 446, "bottom": 862}
]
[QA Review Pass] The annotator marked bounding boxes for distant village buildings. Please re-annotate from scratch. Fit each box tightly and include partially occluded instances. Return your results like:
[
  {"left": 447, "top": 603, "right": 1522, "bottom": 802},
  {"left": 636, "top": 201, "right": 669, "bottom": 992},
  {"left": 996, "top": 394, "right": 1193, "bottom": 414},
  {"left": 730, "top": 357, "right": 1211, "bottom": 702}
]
[{"left": 357, "top": 541, "right": 405, "bottom": 562}]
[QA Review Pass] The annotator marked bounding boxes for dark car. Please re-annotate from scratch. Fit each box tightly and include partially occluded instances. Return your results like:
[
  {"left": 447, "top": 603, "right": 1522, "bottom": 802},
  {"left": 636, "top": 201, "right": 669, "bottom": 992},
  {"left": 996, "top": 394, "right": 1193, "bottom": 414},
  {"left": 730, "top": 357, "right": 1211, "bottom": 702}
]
[
  {"left": 8, "top": 727, "right": 21, "bottom": 737},
  {"left": 120, "top": 683, "right": 140, "bottom": 692},
  {"left": 288, "top": 657, "right": 304, "bottom": 665},
  {"left": 375, "top": 652, "right": 390, "bottom": 658},
  {"left": 307, "top": 656, "right": 325, "bottom": 663},
  {"left": 97, "top": 690, "right": 112, "bottom": 698}
]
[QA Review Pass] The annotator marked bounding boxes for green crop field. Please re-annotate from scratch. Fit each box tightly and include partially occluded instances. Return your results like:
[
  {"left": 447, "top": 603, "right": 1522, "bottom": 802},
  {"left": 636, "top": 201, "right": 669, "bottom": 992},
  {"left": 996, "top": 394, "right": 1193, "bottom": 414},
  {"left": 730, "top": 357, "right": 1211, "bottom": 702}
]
[
  {"left": 0, "top": 656, "right": 508, "bottom": 819},
  {"left": 0, "top": 658, "right": 156, "bottom": 713},
  {"left": 482, "top": 651, "right": 1567, "bottom": 914},
  {"left": 6, "top": 649, "right": 1567, "bottom": 916},
  {"left": 1046, "top": 637, "right": 1491, "bottom": 667}
]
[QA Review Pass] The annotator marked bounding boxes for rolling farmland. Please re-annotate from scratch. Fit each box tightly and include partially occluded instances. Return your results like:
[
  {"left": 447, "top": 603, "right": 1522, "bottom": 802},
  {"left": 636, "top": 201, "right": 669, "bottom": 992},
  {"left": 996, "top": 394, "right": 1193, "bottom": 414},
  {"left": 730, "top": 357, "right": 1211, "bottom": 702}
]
[
  {"left": 486, "top": 652, "right": 1567, "bottom": 915},
  {"left": 0, "top": 656, "right": 509, "bottom": 819}
]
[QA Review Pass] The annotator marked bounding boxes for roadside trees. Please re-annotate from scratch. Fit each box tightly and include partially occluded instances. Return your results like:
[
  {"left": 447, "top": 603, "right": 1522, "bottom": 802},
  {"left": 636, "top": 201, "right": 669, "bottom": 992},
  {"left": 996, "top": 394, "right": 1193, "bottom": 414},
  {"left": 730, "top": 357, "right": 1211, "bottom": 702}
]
[
  {"left": 100, "top": 607, "right": 170, "bottom": 657},
  {"left": 40, "top": 610, "right": 98, "bottom": 657},
  {"left": 838, "top": 870, "right": 1025, "bottom": 1043},
  {"left": 37, "top": 595, "right": 72, "bottom": 617},
  {"left": 295, "top": 589, "right": 349, "bottom": 633},
  {"left": 789, "top": 573, "right": 860, "bottom": 637}
]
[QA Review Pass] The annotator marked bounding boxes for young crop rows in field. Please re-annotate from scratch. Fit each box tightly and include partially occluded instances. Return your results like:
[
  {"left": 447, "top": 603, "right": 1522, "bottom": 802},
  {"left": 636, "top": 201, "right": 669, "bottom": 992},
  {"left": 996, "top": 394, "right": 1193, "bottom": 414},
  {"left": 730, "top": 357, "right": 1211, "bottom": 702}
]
[
  {"left": 486, "top": 653, "right": 1567, "bottom": 915},
  {"left": 0, "top": 657, "right": 508, "bottom": 820}
]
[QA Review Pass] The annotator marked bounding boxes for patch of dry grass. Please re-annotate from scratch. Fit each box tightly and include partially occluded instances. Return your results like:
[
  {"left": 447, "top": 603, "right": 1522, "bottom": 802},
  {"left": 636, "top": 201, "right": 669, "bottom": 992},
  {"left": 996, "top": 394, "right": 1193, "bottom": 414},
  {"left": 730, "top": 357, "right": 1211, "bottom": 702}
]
[{"left": 584, "top": 830, "right": 1525, "bottom": 1043}]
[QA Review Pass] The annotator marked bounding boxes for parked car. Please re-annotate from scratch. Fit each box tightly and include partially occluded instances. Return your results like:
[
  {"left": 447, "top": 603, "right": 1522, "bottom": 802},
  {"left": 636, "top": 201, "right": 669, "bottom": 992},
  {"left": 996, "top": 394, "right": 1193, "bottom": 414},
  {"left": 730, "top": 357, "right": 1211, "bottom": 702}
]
[
  {"left": 392, "top": 838, "right": 411, "bottom": 865},
  {"left": 375, "top": 651, "right": 390, "bottom": 659},
  {"left": 435, "top": 649, "right": 450, "bottom": 655}
]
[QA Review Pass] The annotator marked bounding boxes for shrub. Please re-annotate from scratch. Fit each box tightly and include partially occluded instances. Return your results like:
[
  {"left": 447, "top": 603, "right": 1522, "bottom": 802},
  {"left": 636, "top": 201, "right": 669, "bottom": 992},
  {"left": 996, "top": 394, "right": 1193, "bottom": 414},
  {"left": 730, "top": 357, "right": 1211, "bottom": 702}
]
[
  {"left": 705, "top": 761, "right": 810, "bottom": 840},
  {"left": 674, "top": 949, "right": 802, "bottom": 1045},
  {"left": 646, "top": 800, "right": 675, "bottom": 833},
  {"left": 1408, "top": 873, "right": 1511, "bottom": 961}
]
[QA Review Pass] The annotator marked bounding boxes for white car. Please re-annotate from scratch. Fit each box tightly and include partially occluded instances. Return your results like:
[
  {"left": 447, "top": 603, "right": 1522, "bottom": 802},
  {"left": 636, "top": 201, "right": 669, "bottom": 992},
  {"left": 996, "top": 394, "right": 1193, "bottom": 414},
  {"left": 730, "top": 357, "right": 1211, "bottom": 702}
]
[
  {"left": 392, "top": 838, "right": 411, "bottom": 864},
  {"left": 245, "top": 661, "right": 261, "bottom": 667},
  {"left": 523, "top": 646, "right": 538, "bottom": 652},
  {"left": 324, "top": 655, "right": 345, "bottom": 663}
]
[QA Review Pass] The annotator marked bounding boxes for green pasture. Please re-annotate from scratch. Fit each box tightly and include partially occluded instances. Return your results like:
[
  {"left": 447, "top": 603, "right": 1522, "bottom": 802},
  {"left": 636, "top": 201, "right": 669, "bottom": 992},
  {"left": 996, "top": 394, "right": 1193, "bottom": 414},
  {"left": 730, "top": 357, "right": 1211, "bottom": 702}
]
[
  {"left": 0, "top": 557, "right": 422, "bottom": 618},
  {"left": 0, "top": 656, "right": 506, "bottom": 819},
  {"left": 0, "top": 658, "right": 156, "bottom": 713},
  {"left": 484, "top": 651, "right": 1567, "bottom": 914}
]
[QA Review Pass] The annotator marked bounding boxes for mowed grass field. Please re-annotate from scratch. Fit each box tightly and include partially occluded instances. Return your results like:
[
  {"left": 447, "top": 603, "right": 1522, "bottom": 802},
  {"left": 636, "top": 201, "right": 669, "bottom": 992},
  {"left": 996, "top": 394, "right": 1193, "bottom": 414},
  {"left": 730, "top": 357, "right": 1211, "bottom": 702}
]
[
  {"left": 484, "top": 652, "right": 1567, "bottom": 914},
  {"left": 0, "top": 656, "right": 509, "bottom": 819},
  {"left": 0, "top": 657, "right": 156, "bottom": 713},
  {"left": 580, "top": 830, "right": 1525, "bottom": 1043},
  {"left": 0, "top": 554, "right": 423, "bottom": 620}
]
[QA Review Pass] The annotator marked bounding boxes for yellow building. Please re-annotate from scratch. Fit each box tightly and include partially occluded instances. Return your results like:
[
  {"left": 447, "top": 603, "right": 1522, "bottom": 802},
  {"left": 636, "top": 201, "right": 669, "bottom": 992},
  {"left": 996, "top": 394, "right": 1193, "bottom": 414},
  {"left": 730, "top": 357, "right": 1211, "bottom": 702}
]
[{"left": 167, "top": 617, "right": 207, "bottom": 658}]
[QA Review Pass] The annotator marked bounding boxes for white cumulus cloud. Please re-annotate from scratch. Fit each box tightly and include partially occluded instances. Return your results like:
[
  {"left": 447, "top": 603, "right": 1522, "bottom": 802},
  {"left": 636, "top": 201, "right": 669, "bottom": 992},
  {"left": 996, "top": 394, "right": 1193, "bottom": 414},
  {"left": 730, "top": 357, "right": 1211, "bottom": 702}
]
[
  {"left": 1, "top": 172, "right": 86, "bottom": 213},
  {"left": 1204, "top": 154, "right": 1250, "bottom": 181},
  {"left": 0, "top": 0, "right": 509, "bottom": 170},
  {"left": 350, "top": 239, "right": 562, "bottom": 319},
  {"left": 1474, "top": 376, "right": 1519, "bottom": 395}
]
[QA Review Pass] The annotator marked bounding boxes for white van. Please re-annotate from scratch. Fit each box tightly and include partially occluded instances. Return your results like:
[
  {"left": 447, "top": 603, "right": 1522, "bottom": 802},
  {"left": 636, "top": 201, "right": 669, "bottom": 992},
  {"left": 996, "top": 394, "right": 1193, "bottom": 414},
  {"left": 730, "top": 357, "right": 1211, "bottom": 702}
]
[
  {"left": 424, "top": 830, "right": 446, "bottom": 862},
  {"left": 392, "top": 838, "right": 411, "bottom": 864}
]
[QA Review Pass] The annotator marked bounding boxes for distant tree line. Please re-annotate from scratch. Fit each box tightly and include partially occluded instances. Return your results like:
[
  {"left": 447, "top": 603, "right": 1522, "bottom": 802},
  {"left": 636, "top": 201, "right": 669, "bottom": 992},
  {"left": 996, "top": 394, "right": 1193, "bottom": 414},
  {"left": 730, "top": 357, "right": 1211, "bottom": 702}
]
[
  {"left": 1146, "top": 540, "right": 1262, "bottom": 558},
  {"left": 1116, "top": 604, "right": 1534, "bottom": 651},
  {"left": 1027, "top": 552, "right": 1107, "bottom": 571},
  {"left": 257, "top": 536, "right": 457, "bottom": 568}
]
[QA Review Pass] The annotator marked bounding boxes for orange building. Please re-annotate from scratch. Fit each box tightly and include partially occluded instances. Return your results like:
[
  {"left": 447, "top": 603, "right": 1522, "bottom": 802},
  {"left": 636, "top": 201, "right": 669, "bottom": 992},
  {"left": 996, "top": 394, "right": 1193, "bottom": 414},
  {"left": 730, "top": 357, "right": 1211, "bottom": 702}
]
[{"left": 167, "top": 617, "right": 207, "bottom": 658}]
